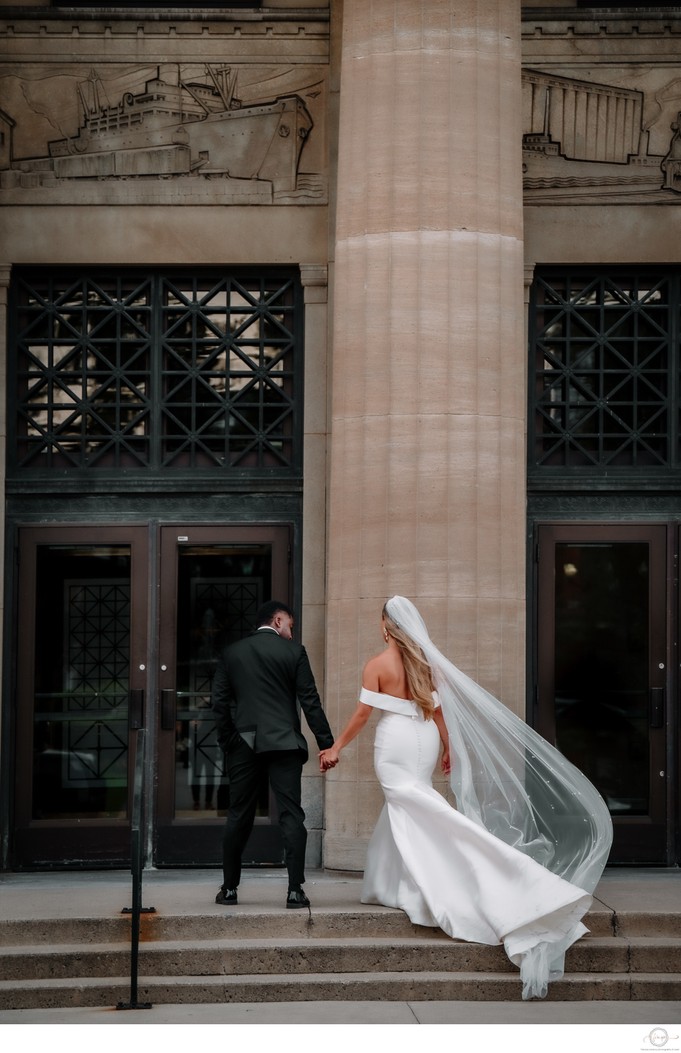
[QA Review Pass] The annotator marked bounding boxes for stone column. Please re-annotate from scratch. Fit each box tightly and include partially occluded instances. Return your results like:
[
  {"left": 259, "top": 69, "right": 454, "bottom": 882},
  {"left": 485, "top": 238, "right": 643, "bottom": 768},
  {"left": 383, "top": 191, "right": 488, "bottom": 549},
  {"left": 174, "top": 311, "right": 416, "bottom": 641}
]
[
  {"left": 324, "top": 1, "right": 526, "bottom": 869},
  {"left": 300, "top": 264, "right": 329, "bottom": 869}
]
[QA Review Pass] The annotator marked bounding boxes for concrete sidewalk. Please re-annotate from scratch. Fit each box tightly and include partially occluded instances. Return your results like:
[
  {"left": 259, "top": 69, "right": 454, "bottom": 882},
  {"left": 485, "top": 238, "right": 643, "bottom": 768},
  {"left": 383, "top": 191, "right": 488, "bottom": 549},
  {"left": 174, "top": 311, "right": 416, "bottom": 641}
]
[
  {"left": 1, "top": 999, "right": 680, "bottom": 1025},
  {"left": 0, "top": 867, "right": 679, "bottom": 1026}
]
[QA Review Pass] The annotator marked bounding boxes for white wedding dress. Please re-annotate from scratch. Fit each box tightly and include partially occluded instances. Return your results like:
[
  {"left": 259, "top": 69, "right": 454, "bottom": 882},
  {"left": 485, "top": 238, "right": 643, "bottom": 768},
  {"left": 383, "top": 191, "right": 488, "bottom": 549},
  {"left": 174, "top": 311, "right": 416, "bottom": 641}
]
[{"left": 359, "top": 688, "right": 594, "bottom": 999}]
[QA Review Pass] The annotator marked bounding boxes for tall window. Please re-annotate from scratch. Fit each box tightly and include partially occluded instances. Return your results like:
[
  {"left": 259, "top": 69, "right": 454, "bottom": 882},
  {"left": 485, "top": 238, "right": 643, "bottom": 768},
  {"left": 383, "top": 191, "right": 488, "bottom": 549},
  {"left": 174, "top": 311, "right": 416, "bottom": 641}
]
[
  {"left": 9, "top": 268, "right": 303, "bottom": 478},
  {"left": 529, "top": 269, "right": 681, "bottom": 478}
]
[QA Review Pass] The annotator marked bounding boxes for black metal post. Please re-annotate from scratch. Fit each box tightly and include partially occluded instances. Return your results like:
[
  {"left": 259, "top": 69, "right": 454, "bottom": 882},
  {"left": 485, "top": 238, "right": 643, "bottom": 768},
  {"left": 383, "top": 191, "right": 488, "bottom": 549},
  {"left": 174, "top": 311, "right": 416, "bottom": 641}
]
[{"left": 117, "top": 726, "right": 155, "bottom": 1011}]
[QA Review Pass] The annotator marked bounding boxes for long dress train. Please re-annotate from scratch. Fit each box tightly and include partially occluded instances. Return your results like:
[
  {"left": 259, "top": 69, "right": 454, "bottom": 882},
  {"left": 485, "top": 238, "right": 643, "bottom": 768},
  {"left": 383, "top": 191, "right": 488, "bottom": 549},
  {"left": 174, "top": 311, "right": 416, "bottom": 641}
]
[{"left": 359, "top": 689, "right": 593, "bottom": 999}]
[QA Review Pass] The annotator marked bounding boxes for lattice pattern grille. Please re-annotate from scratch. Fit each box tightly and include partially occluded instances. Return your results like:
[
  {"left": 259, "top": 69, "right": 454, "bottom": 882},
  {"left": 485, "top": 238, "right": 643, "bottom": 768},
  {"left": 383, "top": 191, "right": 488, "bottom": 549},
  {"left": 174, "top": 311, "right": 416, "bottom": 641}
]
[
  {"left": 14, "top": 276, "right": 152, "bottom": 470},
  {"left": 64, "top": 580, "right": 130, "bottom": 787},
  {"left": 10, "top": 269, "right": 301, "bottom": 473},
  {"left": 530, "top": 271, "right": 678, "bottom": 471}
]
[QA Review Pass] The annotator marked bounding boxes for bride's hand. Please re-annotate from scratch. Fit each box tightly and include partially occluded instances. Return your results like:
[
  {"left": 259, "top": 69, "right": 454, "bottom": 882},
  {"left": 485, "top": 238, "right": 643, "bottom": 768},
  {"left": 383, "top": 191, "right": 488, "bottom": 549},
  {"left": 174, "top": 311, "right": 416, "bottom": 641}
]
[
  {"left": 441, "top": 749, "right": 451, "bottom": 776},
  {"left": 319, "top": 747, "right": 339, "bottom": 772}
]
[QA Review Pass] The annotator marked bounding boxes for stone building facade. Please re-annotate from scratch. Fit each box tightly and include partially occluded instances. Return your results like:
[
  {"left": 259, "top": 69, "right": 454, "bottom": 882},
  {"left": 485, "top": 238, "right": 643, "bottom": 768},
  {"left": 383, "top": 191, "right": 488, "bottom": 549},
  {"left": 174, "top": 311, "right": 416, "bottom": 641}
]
[{"left": 0, "top": 1, "right": 679, "bottom": 872}]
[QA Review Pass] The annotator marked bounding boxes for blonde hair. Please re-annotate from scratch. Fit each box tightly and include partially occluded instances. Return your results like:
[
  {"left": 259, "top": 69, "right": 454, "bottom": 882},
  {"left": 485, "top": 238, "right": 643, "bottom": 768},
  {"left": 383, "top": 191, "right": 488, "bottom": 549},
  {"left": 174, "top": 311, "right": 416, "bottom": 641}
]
[{"left": 382, "top": 604, "right": 436, "bottom": 720}]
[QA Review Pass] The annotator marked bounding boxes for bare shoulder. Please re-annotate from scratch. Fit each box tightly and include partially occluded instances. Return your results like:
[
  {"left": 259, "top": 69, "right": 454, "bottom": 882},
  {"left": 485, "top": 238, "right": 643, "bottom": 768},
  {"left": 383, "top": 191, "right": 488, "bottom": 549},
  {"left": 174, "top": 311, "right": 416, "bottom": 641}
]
[
  {"left": 363, "top": 647, "right": 410, "bottom": 697},
  {"left": 361, "top": 651, "right": 388, "bottom": 691}
]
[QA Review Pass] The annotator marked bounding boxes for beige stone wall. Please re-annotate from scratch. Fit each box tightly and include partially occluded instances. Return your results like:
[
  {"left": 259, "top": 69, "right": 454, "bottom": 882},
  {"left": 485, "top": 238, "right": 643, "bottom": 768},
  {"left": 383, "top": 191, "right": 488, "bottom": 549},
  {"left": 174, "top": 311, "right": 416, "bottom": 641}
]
[
  {"left": 323, "top": 0, "right": 527, "bottom": 871},
  {"left": 525, "top": 204, "right": 681, "bottom": 266},
  {"left": 0, "top": 206, "right": 327, "bottom": 264}
]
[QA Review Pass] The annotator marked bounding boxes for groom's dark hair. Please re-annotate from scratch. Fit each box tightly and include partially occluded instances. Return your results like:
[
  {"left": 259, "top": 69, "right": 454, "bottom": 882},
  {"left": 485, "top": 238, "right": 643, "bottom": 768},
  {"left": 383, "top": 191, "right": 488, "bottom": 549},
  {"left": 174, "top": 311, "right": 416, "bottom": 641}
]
[{"left": 255, "top": 600, "right": 294, "bottom": 626}]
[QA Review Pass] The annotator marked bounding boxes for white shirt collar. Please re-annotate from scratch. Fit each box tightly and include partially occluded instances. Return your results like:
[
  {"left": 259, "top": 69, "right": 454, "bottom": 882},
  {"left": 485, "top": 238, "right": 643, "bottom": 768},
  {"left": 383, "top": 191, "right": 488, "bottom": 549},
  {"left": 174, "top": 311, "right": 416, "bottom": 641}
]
[{"left": 256, "top": 625, "right": 279, "bottom": 635}]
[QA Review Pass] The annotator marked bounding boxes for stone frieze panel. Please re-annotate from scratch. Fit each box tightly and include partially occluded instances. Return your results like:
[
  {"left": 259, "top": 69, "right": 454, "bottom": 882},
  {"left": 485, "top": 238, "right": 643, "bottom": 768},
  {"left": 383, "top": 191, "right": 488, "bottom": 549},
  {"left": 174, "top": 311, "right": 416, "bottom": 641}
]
[
  {"left": 0, "top": 61, "right": 327, "bottom": 205},
  {"left": 522, "top": 65, "right": 681, "bottom": 204}
]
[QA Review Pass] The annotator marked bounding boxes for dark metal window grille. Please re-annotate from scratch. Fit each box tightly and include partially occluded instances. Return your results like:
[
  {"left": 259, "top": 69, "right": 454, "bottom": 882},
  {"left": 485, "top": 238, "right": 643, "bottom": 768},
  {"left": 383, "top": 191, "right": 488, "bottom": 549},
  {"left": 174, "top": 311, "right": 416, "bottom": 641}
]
[
  {"left": 52, "top": 2, "right": 260, "bottom": 7},
  {"left": 529, "top": 269, "right": 680, "bottom": 474},
  {"left": 575, "top": 2, "right": 680, "bottom": 7},
  {"left": 9, "top": 268, "right": 302, "bottom": 475}
]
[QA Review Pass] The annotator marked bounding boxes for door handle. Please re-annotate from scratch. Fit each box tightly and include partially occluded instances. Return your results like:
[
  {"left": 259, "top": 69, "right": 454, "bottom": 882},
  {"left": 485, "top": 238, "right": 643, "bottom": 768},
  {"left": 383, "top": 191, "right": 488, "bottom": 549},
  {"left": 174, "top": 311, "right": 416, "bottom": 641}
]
[
  {"left": 128, "top": 689, "right": 144, "bottom": 731},
  {"left": 649, "top": 687, "right": 664, "bottom": 729},
  {"left": 161, "top": 689, "right": 177, "bottom": 731}
]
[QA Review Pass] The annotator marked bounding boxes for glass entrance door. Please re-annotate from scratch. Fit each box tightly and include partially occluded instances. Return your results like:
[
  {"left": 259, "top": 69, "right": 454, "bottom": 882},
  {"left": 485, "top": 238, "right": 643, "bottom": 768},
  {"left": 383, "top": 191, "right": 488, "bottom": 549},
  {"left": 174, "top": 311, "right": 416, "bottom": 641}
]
[
  {"left": 11, "top": 523, "right": 291, "bottom": 868},
  {"left": 154, "top": 525, "right": 290, "bottom": 865},
  {"left": 536, "top": 523, "right": 668, "bottom": 864},
  {"left": 13, "top": 526, "right": 148, "bottom": 866}
]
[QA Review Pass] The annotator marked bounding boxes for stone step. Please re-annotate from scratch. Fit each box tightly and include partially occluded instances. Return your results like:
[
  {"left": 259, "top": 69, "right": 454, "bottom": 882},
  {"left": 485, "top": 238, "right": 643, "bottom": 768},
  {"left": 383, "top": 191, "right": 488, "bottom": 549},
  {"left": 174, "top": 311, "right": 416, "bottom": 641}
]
[
  {"left": 0, "top": 907, "right": 677, "bottom": 945},
  {"left": 1, "top": 896, "right": 678, "bottom": 1010},
  {"left": 0, "top": 911, "right": 448, "bottom": 945},
  {"left": 1, "top": 969, "right": 680, "bottom": 1010},
  {"left": 2, "top": 935, "right": 680, "bottom": 983}
]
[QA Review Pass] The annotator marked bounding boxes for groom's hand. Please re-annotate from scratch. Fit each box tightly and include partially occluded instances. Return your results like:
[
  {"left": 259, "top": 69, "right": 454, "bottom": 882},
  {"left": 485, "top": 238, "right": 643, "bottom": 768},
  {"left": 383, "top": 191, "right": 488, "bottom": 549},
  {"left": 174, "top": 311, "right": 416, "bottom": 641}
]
[{"left": 319, "top": 748, "right": 338, "bottom": 772}]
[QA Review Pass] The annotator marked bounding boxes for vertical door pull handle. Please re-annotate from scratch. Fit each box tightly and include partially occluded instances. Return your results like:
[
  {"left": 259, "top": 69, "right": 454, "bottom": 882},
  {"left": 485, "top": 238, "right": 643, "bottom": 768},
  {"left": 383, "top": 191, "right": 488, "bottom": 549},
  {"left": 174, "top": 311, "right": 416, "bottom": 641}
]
[
  {"left": 161, "top": 689, "right": 177, "bottom": 731},
  {"left": 129, "top": 689, "right": 144, "bottom": 731},
  {"left": 649, "top": 687, "right": 664, "bottom": 729}
]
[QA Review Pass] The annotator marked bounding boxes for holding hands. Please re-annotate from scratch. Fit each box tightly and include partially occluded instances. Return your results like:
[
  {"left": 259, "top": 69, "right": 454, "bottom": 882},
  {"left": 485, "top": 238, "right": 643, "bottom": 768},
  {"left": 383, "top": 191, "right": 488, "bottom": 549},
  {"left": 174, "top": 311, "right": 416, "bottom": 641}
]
[
  {"left": 319, "top": 746, "right": 339, "bottom": 772},
  {"left": 318, "top": 699, "right": 372, "bottom": 773}
]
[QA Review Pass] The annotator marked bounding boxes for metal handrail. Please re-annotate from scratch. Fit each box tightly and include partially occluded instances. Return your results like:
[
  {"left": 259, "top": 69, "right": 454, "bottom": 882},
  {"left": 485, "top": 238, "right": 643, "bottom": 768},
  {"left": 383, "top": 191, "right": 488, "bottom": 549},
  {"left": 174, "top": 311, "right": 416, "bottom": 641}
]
[{"left": 117, "top": 726, "right": 155, "bottom": 1011}]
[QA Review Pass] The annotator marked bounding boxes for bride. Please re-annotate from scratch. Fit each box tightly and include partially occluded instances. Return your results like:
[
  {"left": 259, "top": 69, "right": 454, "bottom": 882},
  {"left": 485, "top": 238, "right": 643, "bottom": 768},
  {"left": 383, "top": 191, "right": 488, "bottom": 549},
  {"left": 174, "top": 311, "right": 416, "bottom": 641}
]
[{"left": 319, "top": 596, "right": 613, "bottom": 1000}]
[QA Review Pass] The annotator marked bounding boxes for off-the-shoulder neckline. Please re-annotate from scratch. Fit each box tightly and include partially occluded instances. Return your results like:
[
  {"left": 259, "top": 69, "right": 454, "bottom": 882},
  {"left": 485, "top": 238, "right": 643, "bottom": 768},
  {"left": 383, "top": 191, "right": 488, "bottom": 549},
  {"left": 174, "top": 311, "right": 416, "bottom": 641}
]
[{"left": 360, "top": 686, "right": 414, "bottom": 704}]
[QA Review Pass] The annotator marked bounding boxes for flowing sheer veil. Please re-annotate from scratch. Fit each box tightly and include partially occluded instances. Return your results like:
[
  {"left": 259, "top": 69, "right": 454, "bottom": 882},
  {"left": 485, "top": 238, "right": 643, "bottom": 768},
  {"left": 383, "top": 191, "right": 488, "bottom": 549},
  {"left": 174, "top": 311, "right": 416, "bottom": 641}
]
[{"left": 384, "top": 596, "right": 613, "bottom": 895}]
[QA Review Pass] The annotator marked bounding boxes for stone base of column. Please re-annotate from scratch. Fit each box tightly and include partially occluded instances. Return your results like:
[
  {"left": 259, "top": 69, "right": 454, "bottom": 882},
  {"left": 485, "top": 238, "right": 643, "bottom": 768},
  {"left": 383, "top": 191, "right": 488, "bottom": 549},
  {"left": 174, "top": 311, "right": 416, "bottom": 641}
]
[{"left": 322, "top": 836, "right": 368, "bottom": 873}]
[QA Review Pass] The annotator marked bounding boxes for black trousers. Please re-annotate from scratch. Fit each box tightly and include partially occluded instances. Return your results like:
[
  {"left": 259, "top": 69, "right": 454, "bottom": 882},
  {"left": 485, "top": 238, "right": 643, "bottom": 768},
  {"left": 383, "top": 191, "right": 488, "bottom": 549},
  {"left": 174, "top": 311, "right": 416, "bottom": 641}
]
[{"left": 222, "top": 739, "right": 307, "bottom": 890}]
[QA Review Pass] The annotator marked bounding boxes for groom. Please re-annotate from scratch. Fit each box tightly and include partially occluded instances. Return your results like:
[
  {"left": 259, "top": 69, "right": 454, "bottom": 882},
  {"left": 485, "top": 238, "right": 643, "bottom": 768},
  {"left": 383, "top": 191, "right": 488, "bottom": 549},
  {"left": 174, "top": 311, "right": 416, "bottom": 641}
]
[{"left": 211, "top": 600, "right": 335, "bottom": 909}]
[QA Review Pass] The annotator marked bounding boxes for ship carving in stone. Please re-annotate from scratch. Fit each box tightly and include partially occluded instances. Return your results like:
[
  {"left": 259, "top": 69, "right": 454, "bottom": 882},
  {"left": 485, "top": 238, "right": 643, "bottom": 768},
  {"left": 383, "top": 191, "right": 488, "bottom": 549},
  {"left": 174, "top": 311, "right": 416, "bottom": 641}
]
[
  {"left": 522, "top": 68, "right": 681, "bottom": 204},
  {"left": 0, "top": 63, "right": 325, "bottom": 203}
]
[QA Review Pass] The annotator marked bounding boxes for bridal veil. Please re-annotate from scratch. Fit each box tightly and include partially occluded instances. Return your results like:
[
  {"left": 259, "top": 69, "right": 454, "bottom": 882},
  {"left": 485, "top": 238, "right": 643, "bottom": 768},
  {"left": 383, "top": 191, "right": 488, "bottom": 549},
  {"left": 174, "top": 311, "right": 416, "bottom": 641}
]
[{"left": 384, "top": 595, "right": 613, "bottom": 997}]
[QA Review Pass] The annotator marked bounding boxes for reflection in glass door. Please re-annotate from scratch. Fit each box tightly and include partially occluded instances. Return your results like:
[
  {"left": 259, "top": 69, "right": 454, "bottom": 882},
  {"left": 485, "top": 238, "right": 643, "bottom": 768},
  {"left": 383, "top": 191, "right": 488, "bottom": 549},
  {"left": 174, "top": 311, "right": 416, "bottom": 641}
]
[
  {"left": 173, "top": 547, "right": 269, "bottom": 819},
  {"left": 536, "top": 524, "right": 668, "bottom": 864},
  {"left": 13, "top": 527, "right": 148, "bottom": 866},
  {"left": 155, "top": 526, "right": 290, "bottom": 866}
]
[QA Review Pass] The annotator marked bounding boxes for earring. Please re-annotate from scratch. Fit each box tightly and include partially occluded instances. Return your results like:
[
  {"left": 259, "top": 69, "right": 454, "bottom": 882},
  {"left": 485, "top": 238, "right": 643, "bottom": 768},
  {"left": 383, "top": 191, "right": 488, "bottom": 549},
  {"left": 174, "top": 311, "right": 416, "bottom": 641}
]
[{"left": 383, "top": 629, "right": 389, "bottom": 642}]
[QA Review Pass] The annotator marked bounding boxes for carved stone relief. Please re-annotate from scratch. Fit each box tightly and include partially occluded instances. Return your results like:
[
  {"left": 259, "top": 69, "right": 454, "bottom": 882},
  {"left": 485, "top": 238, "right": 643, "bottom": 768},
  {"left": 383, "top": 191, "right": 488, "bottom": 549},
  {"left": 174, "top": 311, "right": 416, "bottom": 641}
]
[
  {"left": 522, "top": 66, "right": 681, "bottom": 204},
  {"left": 0, "top": 62, "right": 327, "bottom": 205}
]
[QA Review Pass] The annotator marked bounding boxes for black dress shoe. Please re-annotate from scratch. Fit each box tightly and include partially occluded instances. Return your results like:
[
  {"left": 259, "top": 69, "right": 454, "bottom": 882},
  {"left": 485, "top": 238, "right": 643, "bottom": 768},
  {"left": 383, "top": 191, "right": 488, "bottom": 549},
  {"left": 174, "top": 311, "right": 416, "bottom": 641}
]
[
  {"left": 286, "top": 888, "right": 310, "bottom": 909},
  {"left": 215, "top": 886, "right": 238, "bottom": 905}
]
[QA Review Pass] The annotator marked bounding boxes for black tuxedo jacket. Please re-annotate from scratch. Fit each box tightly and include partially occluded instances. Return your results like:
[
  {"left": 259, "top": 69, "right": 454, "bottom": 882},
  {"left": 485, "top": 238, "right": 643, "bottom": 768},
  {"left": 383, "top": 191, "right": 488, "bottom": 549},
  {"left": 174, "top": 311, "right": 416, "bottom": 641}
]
[{"left": 211, "top": 628, "right": 334, "bottom": 759}]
